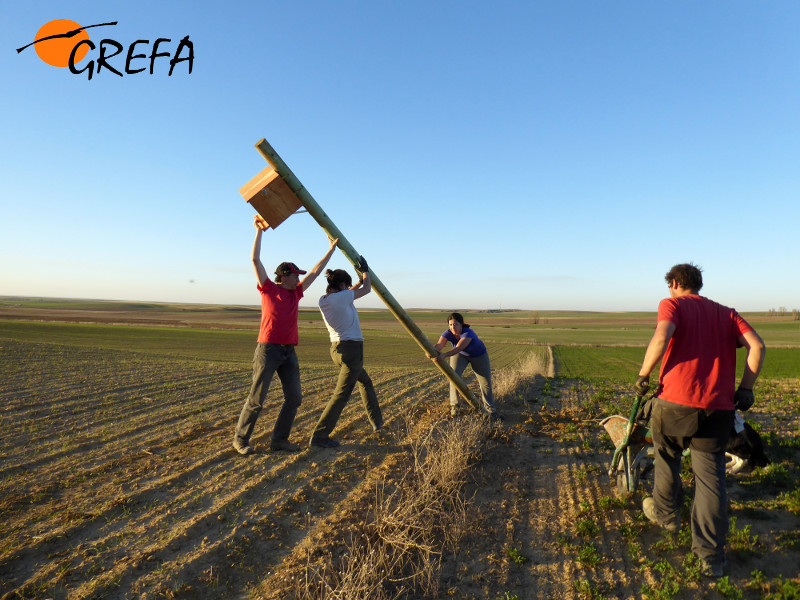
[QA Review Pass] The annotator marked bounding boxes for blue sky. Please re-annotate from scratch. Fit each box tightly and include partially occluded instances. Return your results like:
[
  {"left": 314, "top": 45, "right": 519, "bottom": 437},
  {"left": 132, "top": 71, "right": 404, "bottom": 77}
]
[{"left": 3, "top": 1, "right": 799, "bottom": 311}]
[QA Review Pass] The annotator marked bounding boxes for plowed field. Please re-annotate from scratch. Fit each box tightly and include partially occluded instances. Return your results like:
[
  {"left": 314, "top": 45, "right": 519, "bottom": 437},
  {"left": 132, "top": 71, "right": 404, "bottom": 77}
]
[{"left": 1, "top": 308, "right": 799, "bottom": 599}]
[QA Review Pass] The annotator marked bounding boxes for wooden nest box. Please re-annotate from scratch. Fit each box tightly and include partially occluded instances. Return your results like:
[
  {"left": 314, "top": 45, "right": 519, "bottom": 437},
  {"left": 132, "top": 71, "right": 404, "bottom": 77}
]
[{"left": 239, "top": 166, "right": 302, "bottom": 229}]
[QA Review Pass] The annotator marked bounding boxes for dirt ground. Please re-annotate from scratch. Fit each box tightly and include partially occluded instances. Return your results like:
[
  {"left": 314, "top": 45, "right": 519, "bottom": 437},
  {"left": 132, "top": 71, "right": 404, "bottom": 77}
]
[
  {"left": 1, "top": 331, "right": 799, "bottom": 599},
  {"left": 259, "top": 375, "right": 800, "bottom": 600}
]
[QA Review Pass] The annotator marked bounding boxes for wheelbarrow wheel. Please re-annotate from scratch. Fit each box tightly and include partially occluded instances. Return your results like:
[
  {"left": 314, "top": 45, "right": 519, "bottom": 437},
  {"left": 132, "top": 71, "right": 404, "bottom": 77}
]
[
  {"left": 615, "top": 452, "right": 632, "bottom": 497},
  {"left": 616, "top": 472, "right": 630, "bottom": 496}
]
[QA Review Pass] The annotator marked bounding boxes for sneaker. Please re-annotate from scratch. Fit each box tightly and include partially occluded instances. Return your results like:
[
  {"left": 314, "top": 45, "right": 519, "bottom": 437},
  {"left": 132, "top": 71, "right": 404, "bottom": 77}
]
[
  {"left": 270, "top": 439, "right": 301, "bottom": 452},
  {"left": 450, "top": 406, "right": 460, "bottom": 418},
  {"left": 700, "top": 556, "right": 727, "bottom": 578},
  {"left": 232, "top": 438, "right": 253, "bottom": 456},
  {"left": 642, "top": 497, "right": 679, "bottom": 532},
  {"left": 310, "top": 437, "right": 340, "bottom": 449},
  {"left": 490, "top": 412, "right": 505, "bottom": 423}
]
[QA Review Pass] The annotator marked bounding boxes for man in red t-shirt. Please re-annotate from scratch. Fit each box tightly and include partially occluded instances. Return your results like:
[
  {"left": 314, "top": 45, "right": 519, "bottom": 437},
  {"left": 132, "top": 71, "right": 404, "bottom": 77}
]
[
  {"left": 233, "top": 216, "right": 338, "bottom": 455},
  {"left": 635, "top": 263, "right": 765, "bottom": 578}
]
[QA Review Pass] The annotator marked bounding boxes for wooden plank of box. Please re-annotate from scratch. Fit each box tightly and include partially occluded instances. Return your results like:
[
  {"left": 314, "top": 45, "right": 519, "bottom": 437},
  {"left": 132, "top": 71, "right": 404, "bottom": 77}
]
[{"left": 239, "top": 166, "right": 302, "bottom": 229}]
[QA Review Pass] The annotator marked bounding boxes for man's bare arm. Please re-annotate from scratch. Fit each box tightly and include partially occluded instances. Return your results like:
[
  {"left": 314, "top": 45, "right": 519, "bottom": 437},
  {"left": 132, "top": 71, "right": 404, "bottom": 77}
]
[
  {"left": 301, "top": 238, "right": 339, "bottom": 291},
  {"left": 638, "top": 320, "right": 676, "bottom": 377},
  {"left": 738, "top": 329, "right": 766, "bottom": 389},
  {"left": 251, "top": 224, "right": 268, "bottom": 286}
]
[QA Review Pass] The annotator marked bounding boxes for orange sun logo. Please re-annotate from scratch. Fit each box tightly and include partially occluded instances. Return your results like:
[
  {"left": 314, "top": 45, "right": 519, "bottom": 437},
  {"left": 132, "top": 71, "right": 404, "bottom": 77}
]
[
  {"left": 16, "top": 20, "right": 116, "bottom": 67},
  {"left": 32, "top": 19, "right": 91, "bottom": 67}
]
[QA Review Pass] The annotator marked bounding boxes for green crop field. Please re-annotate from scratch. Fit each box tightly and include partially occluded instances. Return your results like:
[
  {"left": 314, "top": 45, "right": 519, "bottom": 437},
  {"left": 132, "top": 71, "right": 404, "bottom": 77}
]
[
  {"left": 0, "top": 319, "right": 531, "bottom": 372},
  {"left": 555, "top": 345, "right": 800, "bottom": 382}
]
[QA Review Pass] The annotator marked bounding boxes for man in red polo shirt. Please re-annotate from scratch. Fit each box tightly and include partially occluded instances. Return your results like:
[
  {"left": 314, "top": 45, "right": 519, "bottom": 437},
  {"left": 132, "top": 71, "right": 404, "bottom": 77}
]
[
  {"left": 233, "top": 216, "right": 338, "bottom": 455},
  {"left": 635, "top": 263, "right": 765, "bottom": 578}
]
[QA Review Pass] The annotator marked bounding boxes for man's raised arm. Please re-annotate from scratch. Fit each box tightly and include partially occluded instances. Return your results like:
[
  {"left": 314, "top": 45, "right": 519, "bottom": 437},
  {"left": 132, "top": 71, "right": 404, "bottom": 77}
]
[
  {"left": 251, "top": 217, "right": 268, "bottom": 286},
  {"left": 301, "top": 238, "right": 339, "bottom": 291}
]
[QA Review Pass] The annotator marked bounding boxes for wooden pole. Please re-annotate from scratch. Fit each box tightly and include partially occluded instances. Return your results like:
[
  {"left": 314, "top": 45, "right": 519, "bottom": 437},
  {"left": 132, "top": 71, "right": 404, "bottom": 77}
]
[{"left": 254, "top": 138, "right": 482, "bottom": 412}]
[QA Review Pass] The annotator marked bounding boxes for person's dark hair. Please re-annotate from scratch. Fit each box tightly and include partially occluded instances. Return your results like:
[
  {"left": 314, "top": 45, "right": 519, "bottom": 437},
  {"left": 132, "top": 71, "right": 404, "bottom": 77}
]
[
  {"left": 325, "top": 268, "right": 352, "bottom": 293},
  {"left": 664, "top": 263, "right": 703, "bottom": 292},
  {"left": 447, "top": 312, "right": 470, "bottom": 328},
  {"left": 274, "top": 261, "right": 306, "bottom": 283}
]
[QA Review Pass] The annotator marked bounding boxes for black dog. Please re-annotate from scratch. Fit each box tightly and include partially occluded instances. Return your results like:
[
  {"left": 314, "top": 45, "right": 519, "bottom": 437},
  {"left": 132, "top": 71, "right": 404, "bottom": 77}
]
[
  {"left": 634, "top": 397, "right": 769, "bottom": 474},
  {"left": 726, "top": 417, "right": 770, "bottom": 474}
]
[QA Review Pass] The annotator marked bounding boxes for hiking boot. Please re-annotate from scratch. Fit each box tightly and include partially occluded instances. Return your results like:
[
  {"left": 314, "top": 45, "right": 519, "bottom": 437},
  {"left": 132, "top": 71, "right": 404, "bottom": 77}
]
[
  {"left": 700, "top": 556, "right": 727, "bottom": 578},
  {"left": 232, "top": 438, "right": 253, "bottom": 456},
  {"left": 642, "top": 497, "right": 679, "bottom": 532},
  {"left": 310, "top": 437, "right": 340, "bottom": 449},
  {"left": 270, "top": 439, "right": 301, "bottom": 452}
]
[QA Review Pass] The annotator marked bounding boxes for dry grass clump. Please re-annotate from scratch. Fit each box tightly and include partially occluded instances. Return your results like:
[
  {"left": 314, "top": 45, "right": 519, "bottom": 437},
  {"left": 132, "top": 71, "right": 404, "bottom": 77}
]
[
  {"left": 297, "top": 416, "right": 490, "bottom": 600},
  {"left": 494, "top": 348, "right": 551, "bottom": 399}
]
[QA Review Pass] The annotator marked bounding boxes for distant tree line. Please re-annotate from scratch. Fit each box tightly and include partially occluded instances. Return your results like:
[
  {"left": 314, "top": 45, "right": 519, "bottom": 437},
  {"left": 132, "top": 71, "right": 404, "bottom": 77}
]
[{"left": 767, "top": 307, "right": 800, "bottom": 320}]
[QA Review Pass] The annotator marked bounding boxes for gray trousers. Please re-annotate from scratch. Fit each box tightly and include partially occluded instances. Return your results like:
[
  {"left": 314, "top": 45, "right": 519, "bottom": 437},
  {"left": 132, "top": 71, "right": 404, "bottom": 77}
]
[
  {"left": 234, "top": 343, "right": 302, "bottom": 444},
  {"left": 310, "top": 340, "right": 382, "bottom": 441},
  {"left": 449, "top": 352, "right": 496, "bottom": 413},
  {"left": 651, "top": 397, "right": 734, "bottom": 565}
]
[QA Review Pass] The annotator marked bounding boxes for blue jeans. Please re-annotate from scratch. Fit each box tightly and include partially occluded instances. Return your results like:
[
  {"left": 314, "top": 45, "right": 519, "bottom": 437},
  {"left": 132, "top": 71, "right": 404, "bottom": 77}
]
[
  {"left": 449, "top": 352, "right": 496, "bottom": 414},
  {"left": 234, "top": 343, "right": 302, "bottom": 444}
]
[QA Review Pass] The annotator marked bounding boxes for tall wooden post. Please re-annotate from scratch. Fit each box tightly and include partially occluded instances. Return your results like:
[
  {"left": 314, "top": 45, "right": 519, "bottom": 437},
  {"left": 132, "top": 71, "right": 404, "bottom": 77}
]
[{"left": 253, "top": 138, "right": 482, "bottom": 411}]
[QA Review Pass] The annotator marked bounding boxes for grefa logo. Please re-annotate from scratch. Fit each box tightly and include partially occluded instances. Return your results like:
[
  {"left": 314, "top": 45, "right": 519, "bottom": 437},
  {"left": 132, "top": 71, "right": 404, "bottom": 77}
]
[{"left": 16, "top": 19, "right": 194, "bottom": 80}]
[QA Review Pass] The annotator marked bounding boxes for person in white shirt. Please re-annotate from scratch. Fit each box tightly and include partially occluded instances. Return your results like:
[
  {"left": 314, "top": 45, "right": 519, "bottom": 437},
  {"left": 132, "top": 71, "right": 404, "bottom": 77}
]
[{"left": 309, "top": 257, "right": 383, "bottom": 448}]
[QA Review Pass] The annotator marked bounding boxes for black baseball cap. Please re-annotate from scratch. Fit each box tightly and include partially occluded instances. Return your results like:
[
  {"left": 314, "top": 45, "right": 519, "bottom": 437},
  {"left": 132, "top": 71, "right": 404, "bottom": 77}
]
[{"left": 275, "top": 262, "right": 307, "bottom": 276}]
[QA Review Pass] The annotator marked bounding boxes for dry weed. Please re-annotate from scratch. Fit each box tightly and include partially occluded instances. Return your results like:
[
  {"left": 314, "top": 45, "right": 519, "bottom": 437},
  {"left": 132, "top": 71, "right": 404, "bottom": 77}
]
[
  {"left": 297, "top": 416, "right": 490, "bottom": 600},
  {"left": 494, "top": 348, "right": 550, "bottom": 399}
]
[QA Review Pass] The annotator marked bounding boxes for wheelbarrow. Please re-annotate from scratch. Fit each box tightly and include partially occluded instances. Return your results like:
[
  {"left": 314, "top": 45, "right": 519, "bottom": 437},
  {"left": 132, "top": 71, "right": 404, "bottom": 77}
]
[
  {"left": 602, "top": 395, "right": 770, "bottom": 495},
  {"left": 600, "top": 394, "right": 654, "bottom": 495}
]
